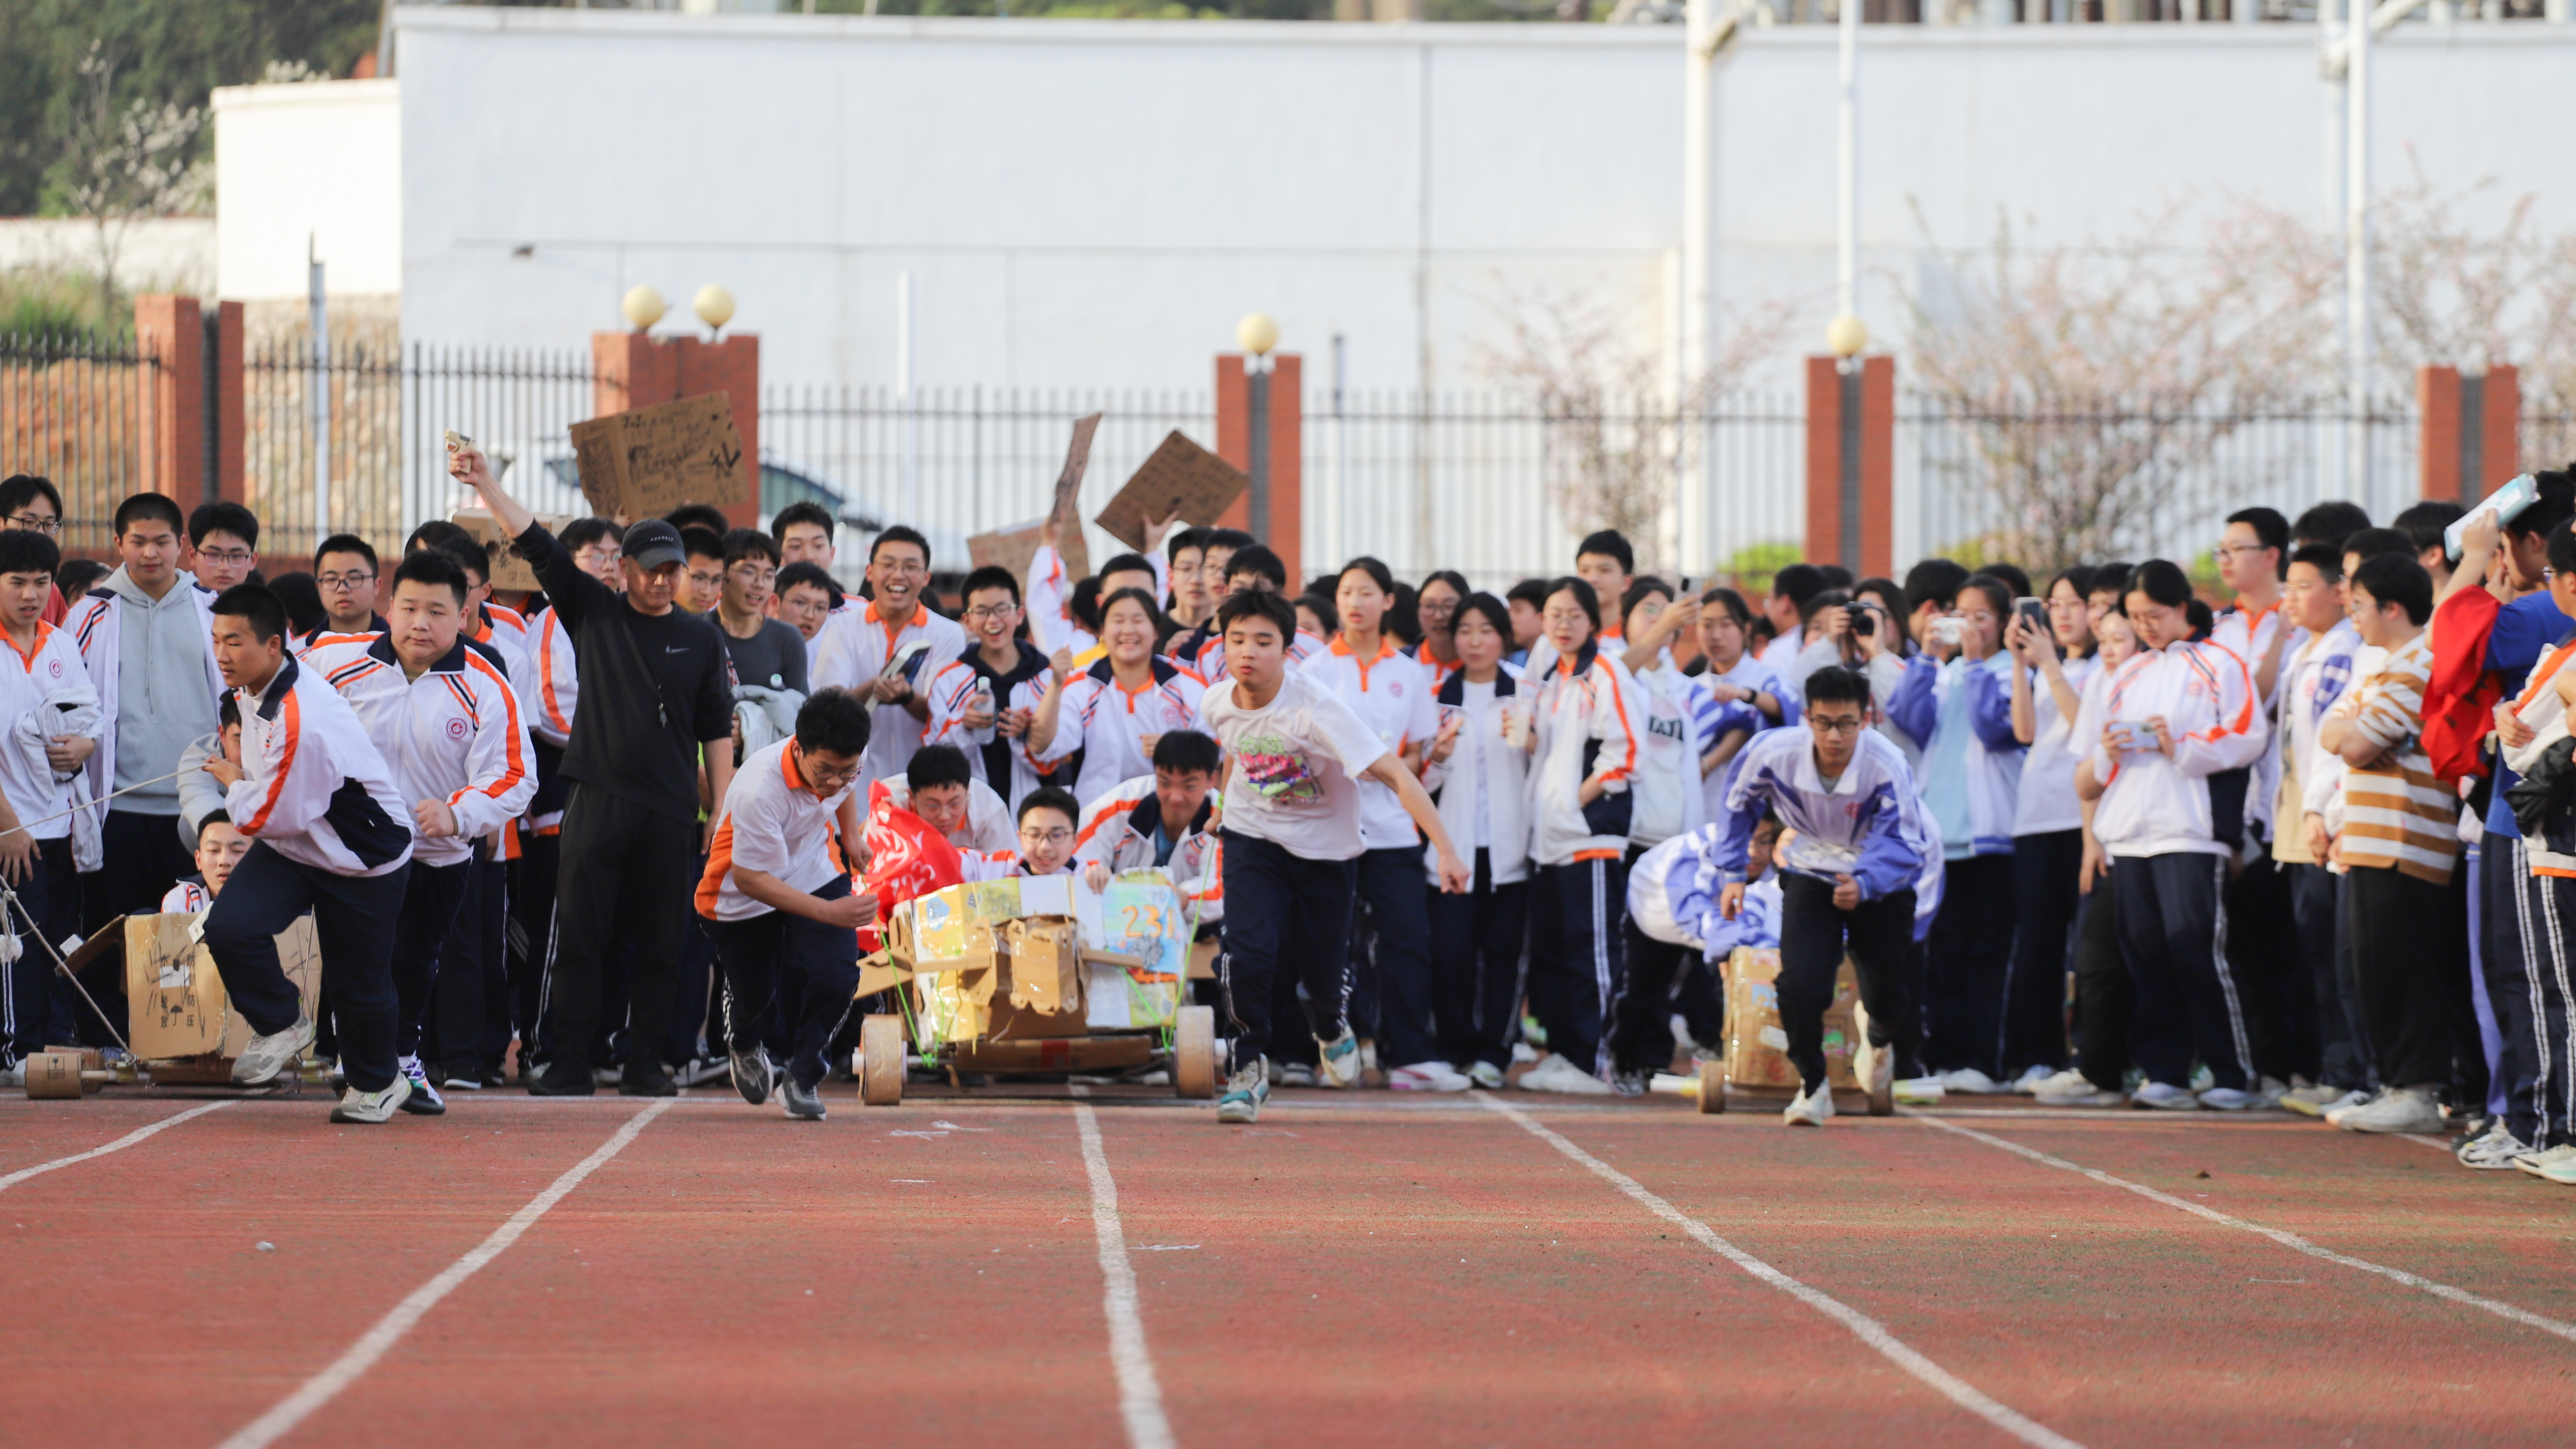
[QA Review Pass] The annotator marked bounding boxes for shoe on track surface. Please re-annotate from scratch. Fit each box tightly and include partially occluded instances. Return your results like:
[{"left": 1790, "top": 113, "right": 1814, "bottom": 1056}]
[
  {"left": 397, "top": 1055, "right": 446, "bottom": 1115},
  {"left": 2278, "top": 1082, "right": 2349, "bottom": 1117},
  {"left": 439, "top": 1062, "right": 486, "bottom": 1092},
  {"left": 1466, "top": 1061, "right": 1506, "bottom": 1091},
  {"left": 1316, "top": 1030, "right": 1364, "bottom": 1089},
  {"left": 2320, "top": 1089, "right": 2377, "bottom": 1126},
  {"left": 2009, "top": 1064, "right": 2055, "bottom": 1094},
  {"left": 2340, "top": 1086, "right": 2443, "bottom": 1134},
  {"left": 2531, "top": 1146, "right": 2576, "bottom": 1185},
  {"left": 1892, "top": 1076, "right": 1945, "bottom": 1106},
  {"left": 1782, "top": 1084, "right": 1834, "bottom": 1127},
  {"left": 2457, "top": 1125, "right": 2530, "bottom": 1171},
  {"left": 232, "top": 1018, "right": 316, "bottom": 1086},
  {"left": 781, "top": 1076, "right": 826, "bottom": 1120},
  {"left": 1518, "top": 1054, "right": 1613, "bottom": 1095},
  {"left": 619, "top": 1057, "right": 678, "bottom": 1098},
  {"left": 1217, "top": 1062, "right": 1270, "bottom": 1124},
  {"left": 730, "top": 1046, "right": 776, "bottom": 1105},
  {"left": 1939, "top": 1068, "right": 2003, "bottom": 1095},
  {"left": 1856, "top": 1035, "right": 1896, "bottom": 1099},
  {"left": 528, "top": 1060, "right": 598, "bottom": 1096},
  {"left": 1387, "top": 1060, "right": 1473, "bottom": 1092},
  {"left": 2131, "top": 1081, "right": 2199, "bottom": 1111},
  {"left": 2196, "top": 1086, "right": 2265, "bottom": 1112},
  {"left": 2513, "top": 1144, "right": 2576, "bottom": 1178},
  {"left": 331, "top": 1074, "right": 413, "bottom": 1124},
  {"left": 1277, "top": 1062, "right": 1318, "bottom": 1089}
]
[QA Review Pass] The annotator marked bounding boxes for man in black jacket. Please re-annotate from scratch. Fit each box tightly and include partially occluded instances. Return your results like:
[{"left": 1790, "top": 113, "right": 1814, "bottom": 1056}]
[{"left": 451, "top": 445, "right": 736, "bottom": 1096}]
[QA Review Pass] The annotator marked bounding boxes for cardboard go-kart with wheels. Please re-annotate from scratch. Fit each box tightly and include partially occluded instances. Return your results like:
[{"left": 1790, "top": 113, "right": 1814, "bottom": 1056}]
[
  {"left": 1694, "top": 946, "right": 1894, "bottom": 1117},
  {"left": 849, "top": 872, "right": 1220, "bottom": 1106}
]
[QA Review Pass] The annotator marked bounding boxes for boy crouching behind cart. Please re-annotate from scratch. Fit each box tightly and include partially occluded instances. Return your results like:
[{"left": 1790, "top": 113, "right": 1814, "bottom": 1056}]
[
  {"left": 697, "top": 687, "right": 877, "bottom": 1120},
  {"left": 1713, "top": 666, "right": 1940, "bottom": 1127}
]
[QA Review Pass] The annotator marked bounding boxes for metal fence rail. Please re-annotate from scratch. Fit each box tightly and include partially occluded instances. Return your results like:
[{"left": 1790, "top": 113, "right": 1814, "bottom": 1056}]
[{"left": 0, "top": 334, "right": 162, "bottom": 558}]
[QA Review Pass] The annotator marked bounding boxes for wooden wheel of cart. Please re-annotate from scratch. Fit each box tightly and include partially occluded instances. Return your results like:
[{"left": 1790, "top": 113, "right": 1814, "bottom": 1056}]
[
  {"left": 1695, "top": 1055, "right": 1727, "bottom": 1114},
  {"left": 1868, "top": 1075, "right": 1894, "bottom": 1117},
  {"left": 1173, "top": 1005, "right": 1218, "bottom": 1100},
  {"left": 859, "top": 1015, "right": 905, "bottom": 1107}
]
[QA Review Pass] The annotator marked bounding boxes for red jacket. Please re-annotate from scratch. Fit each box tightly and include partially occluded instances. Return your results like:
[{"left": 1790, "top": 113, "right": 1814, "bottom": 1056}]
[{"left": 2424, "top": 588, "right": 2502, "bottom": 787}]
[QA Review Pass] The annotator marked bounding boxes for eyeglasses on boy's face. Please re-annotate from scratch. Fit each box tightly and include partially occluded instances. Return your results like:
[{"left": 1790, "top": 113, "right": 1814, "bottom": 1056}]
[{"left": 1807, "top": 714, "right": 1865, "bottom": 736}]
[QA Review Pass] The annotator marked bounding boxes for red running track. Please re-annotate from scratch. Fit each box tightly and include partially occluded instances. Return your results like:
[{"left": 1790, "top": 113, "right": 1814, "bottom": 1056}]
[{"left": 2, "top": 1086, "right": 2571, "bottom": 1449}]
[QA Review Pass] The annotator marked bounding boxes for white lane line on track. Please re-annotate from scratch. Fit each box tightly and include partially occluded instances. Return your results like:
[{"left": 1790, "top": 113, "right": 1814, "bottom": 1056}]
[
  {"left": 0, "top": 1101, "right": 233, "bottom": 1193},
  {"left": 1906, "top": 1110, "right": 2576, "bottom": 1346},
  {"left": 1476, "top": 1095, "right": 2086, "bottom": 1449},
  {"left": 1072, "top": 1092, "right": 1177, "bottom": 1449},
  {"left": 214, "top": 1099, "right": 673, "bottom": 1449}
]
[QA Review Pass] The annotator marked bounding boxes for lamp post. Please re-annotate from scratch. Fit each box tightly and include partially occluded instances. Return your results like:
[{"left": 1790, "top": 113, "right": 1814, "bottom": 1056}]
[
  {"left": 2345, "top": 1, "right": 2372, "bottom": 503},
  {"left": 1238, "top": 311, "right": 1279, "bottom": 543},
  {"left": 1826, "top": 312, "right": 1869, "bottom": 574}
]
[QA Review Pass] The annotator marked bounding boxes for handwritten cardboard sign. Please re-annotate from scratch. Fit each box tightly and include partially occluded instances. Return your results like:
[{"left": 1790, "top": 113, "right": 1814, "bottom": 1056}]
[
  {"left": 1094, "top": 430, "right": 1247, "bottom": 553},
  {"left": 965, "top": 413, "right": 1104, "bottom": 593},
  {"left": 1055, "top": 412, "right": 1101, "bottom": 523},
  {"left": 453, "top": 508, "right": 575, "bottom": 593},
  {"left": 568, "top": 392, "right": 747, "bottom": 518}
]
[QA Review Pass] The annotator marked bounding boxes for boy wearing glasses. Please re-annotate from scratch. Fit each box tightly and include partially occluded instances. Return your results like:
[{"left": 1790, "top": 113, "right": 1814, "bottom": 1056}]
[
  {"left": 0, "top": 474, "right": 67, "bottom": 626},
  {"left": 709, "top": 529, "right": 808, "bottom": 697},
  {"left": 1715, "top": 665, "right": 1940, "bottom": 1127},
  {"left": 187, "top": 502, "right": 261, "bottom": 595},
  {"left": 811, "top": 526, "right": 965, "bottom": 785},
  {"left": 313, "top": 535, "right": 386, "bottom": 640},
  {"left": 699, "top": 687, "right": 875, "bottom": 1120},
  {"left": 924, "top": 564, "right": 1061, "bottom": 811}
]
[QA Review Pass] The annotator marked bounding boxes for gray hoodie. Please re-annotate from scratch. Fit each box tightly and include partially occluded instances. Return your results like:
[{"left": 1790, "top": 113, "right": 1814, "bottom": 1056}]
[{"left": 104, "top": 566, "right": 220, "bottom": 812}]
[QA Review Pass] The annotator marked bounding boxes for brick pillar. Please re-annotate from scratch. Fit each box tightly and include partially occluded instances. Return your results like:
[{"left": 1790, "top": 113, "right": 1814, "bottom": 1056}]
[
  {"left": 133, "top": 295, "right": 208, "bottom": 515},
  {"left": 208, "top": 301, "right": 244, "bottom": 503},
  {"left": 1214, "top": 353, "right": 1303, "bottom": 588},
  {"left": 592, "top": 331, "right": 762, "bottom": 527},
  {"left": 1804, "top": 354, "right": 1894, "bottom": 576},
  {"left": 2419, "top": 364, "right": 2522, "bottom": 505}
]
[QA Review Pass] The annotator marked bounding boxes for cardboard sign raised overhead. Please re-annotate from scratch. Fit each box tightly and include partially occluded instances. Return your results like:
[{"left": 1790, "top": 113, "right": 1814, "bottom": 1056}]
[
  {"left": 454, "top": 508, "right": 576, "bottom": 593},
  {"left": 568, "top": 392, "right": 747, "bottom": 518},
  {"left": 1094, "top": 431, "right": 1248, "bottom": 553},
  {"left": 967, "top": 518, "right": 1086, "bottom": 599}
]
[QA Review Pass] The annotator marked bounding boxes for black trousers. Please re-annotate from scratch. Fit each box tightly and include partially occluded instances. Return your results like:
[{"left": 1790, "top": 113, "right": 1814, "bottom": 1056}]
[
  {"left": 1607, "top": 918, "right": 1694, "bottom": 1078},
  {"left": 2345, "top": 864, "right": 2462, "bottom": 1093},
  {"left": 1426, "top": 851, "right": 1528, "bottom": 1071},
  {"left": 203, "top": 843, "right": 409, "bottom": 1093},
  {"left": 2223, "top": 852, "right": 2303, "bottom": 1085},
  {"left": 509, "top": 830, "right": 559, "bottom": 1069},
  {"left": 2070, "top": 874, "right": 2131, "bottom": 1091},
  {"left": 1923, "top": 852, "right": 2015, "bottom": 1077},
  {"left": 711, "top": 875, "right": 860, "bottom": 1090},
  {"left": 1529, "top": 856, "right": 1628, "bottom": 1079},
  {"left": 1216, "top": 830, "right": 1356, "bottom": 1068},
  {"left": 83, "top": 808, "right": 194, "bottom": 931},
  {"left": 429, "top": 844, "right": 512, "bottom": 1076},
  {"left": 2112, "top": 852, "right": 2252, "bottom": 1093},
  {"left": 388, "top": 857, "right": 472, "bottom": 1060},
  {"left": 2291, "top": 861, "right": 2367, "bottom": 1091},
  {"left": 1777, "top": 875, "right": 1919, "bottom": 1093},
  {"left": 2435, "top": 856, "right": 2487, "bottom": 1111},
  {"left": 2526, "top": 873, "right": 2576, "bottom": 1149},
  {"left": 2, "top": 837, "right": 78, "bottom": 1066},
  {"left": 1352, "top": 845, "right": 1438, "bottom": 1068},
  {"left": 2002, "top": 830, "right": 2083, "bottom": 1077},
  {"left": 540, "top": 786, "right": 700, "bottom": 1072}
]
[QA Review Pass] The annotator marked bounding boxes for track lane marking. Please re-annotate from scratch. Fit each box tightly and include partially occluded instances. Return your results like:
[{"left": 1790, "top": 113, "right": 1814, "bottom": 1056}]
[
  {"left": 0, "top": 1101, "right": 233, "bottom": 1193},
  {"left": 1072, "top": 1092, "right": 1176, "bottom": 1449},
  {"left": 1906, "top": 1110, "right": 2576, "bottom": 1346},
  {"left": 214, "top": 1099, "right": 674, "bottom": 1449},
  {"left": 1475, "top": 1096, "right": 2086, "bottom": 1449}
]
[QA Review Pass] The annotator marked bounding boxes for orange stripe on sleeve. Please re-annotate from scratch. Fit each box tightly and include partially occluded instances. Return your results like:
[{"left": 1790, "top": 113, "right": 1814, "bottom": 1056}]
[{"left": 243, "top": 690, "right": 301, "bottom": 834}]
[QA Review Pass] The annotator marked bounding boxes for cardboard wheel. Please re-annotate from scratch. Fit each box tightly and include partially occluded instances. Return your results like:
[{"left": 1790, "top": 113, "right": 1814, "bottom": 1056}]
[
  {"left": 1695, "top": 1056, "right": 1727, "bottom": 1115},
  {"left": 1173, "top": 1006, "right": 1217, "bottom": 1099},
  {"left": 859, "top": 1015, "right": 905, "bottom": 1106}
]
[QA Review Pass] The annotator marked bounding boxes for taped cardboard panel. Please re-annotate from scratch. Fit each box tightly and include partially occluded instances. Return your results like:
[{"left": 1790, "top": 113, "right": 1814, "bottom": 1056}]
[
  {"left": 124, "top": 914, "right": 322, "bottom": 1062},
  {"left": 1720, "top": 947, "right": 1859, "bottom": 1092},
  {"left": 1003, "top": 919, "right": 1080, "bottom": 1015},
  {"left": 1094, "top": 431, "right": 1247, "bottom": 552},
  {"left": 568, "top": 392, "right": 747, "bottom": 517},
  {"left": 455, "top": 508, "right": 576, "bottom": 593}
]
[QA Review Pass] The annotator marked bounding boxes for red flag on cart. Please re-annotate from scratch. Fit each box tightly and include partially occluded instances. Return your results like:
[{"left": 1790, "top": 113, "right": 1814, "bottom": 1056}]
[{"left": 858, "top": 779, "right": 963, "bottom": 953}]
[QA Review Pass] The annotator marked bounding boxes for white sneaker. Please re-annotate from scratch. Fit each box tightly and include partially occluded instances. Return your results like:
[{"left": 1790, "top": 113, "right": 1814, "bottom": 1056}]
[
  {"left": 1510, "top": 1041, "right": 1539, "bottom": 1065},
  {"left": 2340, "top": 1086, "right": 2443, "bottom": 1134},
  {"left": 1316, "top": 1029, "right": 1364, "bottom": 1089},
  {"left": 1465, "top": 1061, "right": 1505, "bottom": 1090},
  {"left": 1893, "top": 1076, "right": 1945, "bottom": 1106},
  {"left": 329, "top": 1073, "right": 413, "bottom": 1124},
  {"left": 2457, "top": 1125, "right": 2531, "bottom": 1171},
  {"left": 2516, "top": 1143, "right": 2576, "bottom": 1179},
  {"left": 2131, "top": 1081, "right": 2199, "bottom": 1111},
  {"left": 1277, "top": 1062, "right": 1319, "bottom": 1089},
  {"left": 2037, "top": 1079, "right": 2128, "bottom": 1108},
  {"left": 1386, "top": 1060, "right": 1473, "bottom": 1092},
  {"left": 232, "top": 1018, "right": 317, "bottom": 1086},
  {"left": 0, "top": 1060, "right": 22, "bottom": 1089},
  {"left": 2197, "top": 1086, "right": 2266, "bottom": 1112},
  {"left": 2009, "top": 1064, "right": 2055, "bottom": 1094},
  {"left": 1783, "top": 1084, "right": 1834, "bottom": 1127},
  {"left": 1854, "top": 1033, "right": 1894, "bottom": 1098},
  {"left": 2278, "top": 1083, "right": 2349, "bottom": 1117},
  {"left": 1939, "top": 1068, "right": 2004, "bottom": 1095},
  {"left": 1519, "top": 1055, "right": 1614, "bottom": 1096},
  {"left": 2322, "top": 1089, "right": 2380, "bottom": 1127}
]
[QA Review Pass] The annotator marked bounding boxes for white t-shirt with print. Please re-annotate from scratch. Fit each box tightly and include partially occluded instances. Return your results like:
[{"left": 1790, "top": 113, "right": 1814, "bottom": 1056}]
[
  {"left": 1299, "top": 637, "right": 1437, "bottom": 852},
  {"left": 1200, "top": 668, "right": 1393, "bottom": 863}
]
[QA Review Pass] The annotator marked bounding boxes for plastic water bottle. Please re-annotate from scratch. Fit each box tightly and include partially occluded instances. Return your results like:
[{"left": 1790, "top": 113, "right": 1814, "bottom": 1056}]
[{"left": 969, "top": 676, "right": 996, "bottom": 746}]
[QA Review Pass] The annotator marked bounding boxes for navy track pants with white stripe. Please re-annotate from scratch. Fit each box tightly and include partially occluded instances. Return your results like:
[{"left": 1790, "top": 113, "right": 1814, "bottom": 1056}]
[{"left": 1529, "top": 856, "right": 1626, "bottom": 1080}]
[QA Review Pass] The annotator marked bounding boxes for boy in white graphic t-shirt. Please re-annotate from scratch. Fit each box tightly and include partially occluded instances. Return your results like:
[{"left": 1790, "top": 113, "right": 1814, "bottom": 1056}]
[{"left": 1197, "top": 591, "right": 1469, "bottom": 1125}]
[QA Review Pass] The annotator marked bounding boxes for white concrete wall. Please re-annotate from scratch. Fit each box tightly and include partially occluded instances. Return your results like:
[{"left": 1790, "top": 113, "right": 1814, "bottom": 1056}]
[
  {"left": 213, "top": 77, "right": 402, "bottom": 301},
  {"left": 375, "top": 8, "right": 2576, "bottom": 394}
]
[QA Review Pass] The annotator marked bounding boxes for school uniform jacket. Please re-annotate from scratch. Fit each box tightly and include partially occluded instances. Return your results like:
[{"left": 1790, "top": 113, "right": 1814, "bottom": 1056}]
[
  {"left": 1886, "top": 652, "right": 2025, "bottom": 859},
  {"left": 1072, "top": 775, "right": 1222, "bottom": 924},
  {"left": 922, "top": 641, "right": 1055, "bottom": 808},
  {"left": 1036, "top": 657, "right": 1207, "bottom": 804},
  {"left": 1628, "top": 821, "right": 1780, "bottom": 957},
  {"left": 1714, "top": 727, "right": 1943, "bottom": 934},
  {"left": 225, "top": 656, "right": 414, "bottom": 878},
  {"left": 67, "top": 583, "right": 226, "bottom": 872},
  {"left": 523, "top": 605, "right": 579, "bottom": 750},
  {"left": 2503, "top": 637, "right": 2576, "bottom": 878},
  {"left": 1421, "top": 665, "right": 1532, "bottom": 886},
  {"left": 302, "top": 634, "right": 536, "bottom": 868},
  {"left": 2077, "top": 646, "right": 2232, "bottom": 859},
  {"left": 1525, "top": 640, "right": 1643, "bottom": 868},
  {"left": 1628, "top": 661, "right": 1714, "bottom": 850}
]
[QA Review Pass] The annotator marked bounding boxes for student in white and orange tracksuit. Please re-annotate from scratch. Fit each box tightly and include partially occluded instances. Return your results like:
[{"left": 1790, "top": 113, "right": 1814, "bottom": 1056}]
[
  {"left": 1518, "top": 576, "right": 1644, "bottom": 1093},
  {"left": 198, "top": 585, "right": 417, "bottom": 1124},
  {"left": 303, "top": 552, "right": 536, "bottom": 1116}
]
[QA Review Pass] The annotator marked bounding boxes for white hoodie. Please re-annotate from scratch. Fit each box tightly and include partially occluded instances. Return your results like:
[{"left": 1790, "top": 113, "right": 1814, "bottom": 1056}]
[
  {"left": 2076, "top": 645, "right": 2233, "bottom": 859},
  {"left": 1525, "top": 640, "right": 1643, "bottom": 867}
]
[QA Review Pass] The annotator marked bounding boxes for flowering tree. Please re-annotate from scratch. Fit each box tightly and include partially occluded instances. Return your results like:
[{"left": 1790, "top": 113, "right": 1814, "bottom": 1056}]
[{"left": 62, "top": 41, "right": 210, "bottom": 323}]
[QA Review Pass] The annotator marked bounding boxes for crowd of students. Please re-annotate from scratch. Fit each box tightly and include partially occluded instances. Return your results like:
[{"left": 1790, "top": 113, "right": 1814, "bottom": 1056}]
[{"left": 1, "top": 454, "right": 2571, "bottom": 1178}]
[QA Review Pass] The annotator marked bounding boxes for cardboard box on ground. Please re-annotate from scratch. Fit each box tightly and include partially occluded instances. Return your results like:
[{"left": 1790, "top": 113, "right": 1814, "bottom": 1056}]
[
  {"left": 117, "top": 912, "right": 322, "bottom": 1066},
  {"left": 1721, "top": 946, "right": 1862, "bottom": 1092},
  {"left": 870, "top": 872, "right": 1203, "bottom": 1051},
  {"left": 568, "top": 392, "right": 747, "bottom": 519}
]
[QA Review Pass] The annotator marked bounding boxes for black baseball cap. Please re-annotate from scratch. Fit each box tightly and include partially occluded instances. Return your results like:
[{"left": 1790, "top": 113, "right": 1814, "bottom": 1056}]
[{"left": 622, "top": 518, "right": 687, "bottom": 571}]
